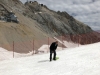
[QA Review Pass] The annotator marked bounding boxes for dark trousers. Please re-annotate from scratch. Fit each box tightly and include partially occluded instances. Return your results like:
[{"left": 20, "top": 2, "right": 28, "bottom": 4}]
[{"left": 50, "top": 50, "right": 56, "bottom": 61}]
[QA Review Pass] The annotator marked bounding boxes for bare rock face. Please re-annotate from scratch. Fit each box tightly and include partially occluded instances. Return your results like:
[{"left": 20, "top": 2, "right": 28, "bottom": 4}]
[
  {"left": 0, "top": 4, "right": 8, "bottom": 16},
  {"left": 0, "top": 0, "right": 93, "bottom": 35},
  {"left": 25, "top": 1, "right": 93, "bottom": 36},
  {"left": 0, "top": 0, "right": 99, "bottom": 53},
  {"left": 25, "top": 1, "right": 42, "bottom": 13}
]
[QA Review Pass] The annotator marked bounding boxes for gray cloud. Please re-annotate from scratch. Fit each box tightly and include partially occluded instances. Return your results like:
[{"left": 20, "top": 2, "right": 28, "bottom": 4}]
[{"left": 20, "top": 0, "right": 100, "bottom": 30}]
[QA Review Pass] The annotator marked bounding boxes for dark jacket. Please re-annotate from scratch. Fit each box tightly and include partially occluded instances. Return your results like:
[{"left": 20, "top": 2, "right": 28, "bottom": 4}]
[{"left": 50, "top": 42, "right": 58, "bottom": 51}]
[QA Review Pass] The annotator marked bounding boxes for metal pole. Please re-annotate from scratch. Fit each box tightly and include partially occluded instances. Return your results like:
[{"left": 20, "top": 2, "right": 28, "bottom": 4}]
[
  {"left": 78, "top": 35, "right": 80, "bottom": 47},
  {"left": 91, "top": 38, "right": 92, "bottom": 44},
  {"left": 33, "top": 39, "right": 34, "bottom": 54},
  {"left": 86, "top": 36, "right": 87, "bottom": 44},
  {"left": 62, "top": 34, "right": 63, "bottom": 50},
  {"left": 13, "top": 41, "right": 14, "bottom": 58},
  {"left": 48, "top": 37, "right": 49, "bottom": 53}
]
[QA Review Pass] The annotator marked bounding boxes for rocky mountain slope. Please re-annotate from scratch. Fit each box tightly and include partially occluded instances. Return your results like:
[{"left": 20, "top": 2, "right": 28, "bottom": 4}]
[
  {"left": 24, "top": 1, "right": 92, "bottom": 35},
  {"left": 0, "top": 0, "right": 99, "bottom": 53}
]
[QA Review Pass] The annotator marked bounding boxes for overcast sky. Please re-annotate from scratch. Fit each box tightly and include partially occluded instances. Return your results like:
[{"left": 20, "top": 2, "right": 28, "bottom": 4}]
[{"left": 20, "top": 0, "right": 100, "bottom": 30}]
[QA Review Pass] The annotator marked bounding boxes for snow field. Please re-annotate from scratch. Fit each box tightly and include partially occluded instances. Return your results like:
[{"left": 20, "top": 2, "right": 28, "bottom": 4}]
[{"left": 0, "top": 42, "right": 100, "bottom": 75}]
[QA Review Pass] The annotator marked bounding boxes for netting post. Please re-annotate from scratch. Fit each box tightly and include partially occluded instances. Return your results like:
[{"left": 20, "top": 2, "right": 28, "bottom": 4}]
[
  {"left": 33, "top": 39, "right": 34, "bottom": 54},
  {"left": 86, "top": 36, "right": 87, "bottom": 44},
  {"left": 48, "top": 37, "right": 49, "bottom": 53},
  {"left": 13, "top": 41, "right": 14, "bottom": 58},
  {"left": 62, "top": 35, "right": 63, "bottom": 50},
  {"left": 78, "top": 35, "right": 80, "bottom": 47}
]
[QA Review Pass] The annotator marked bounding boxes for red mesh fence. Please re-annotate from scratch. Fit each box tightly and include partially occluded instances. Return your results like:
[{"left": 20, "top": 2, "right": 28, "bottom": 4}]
[{"left": 0, "top": 31, "right": 100, "bottom": 58}]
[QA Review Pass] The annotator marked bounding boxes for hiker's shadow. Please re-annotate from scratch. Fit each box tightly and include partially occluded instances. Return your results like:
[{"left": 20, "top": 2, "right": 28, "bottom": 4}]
[{"left": 38, "top": 60, "right": 49, "bottom": 63}]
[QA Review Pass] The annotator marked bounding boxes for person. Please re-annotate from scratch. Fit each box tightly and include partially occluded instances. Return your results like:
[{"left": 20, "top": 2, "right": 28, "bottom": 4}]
[{"left": 49, "top": 41, "right": 58, "bottom": 61}]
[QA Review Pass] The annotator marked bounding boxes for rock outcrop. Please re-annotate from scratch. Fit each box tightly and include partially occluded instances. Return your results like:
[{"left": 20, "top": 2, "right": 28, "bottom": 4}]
[{"left": 25, "top": 1, "right": 93, "bottom": 36}]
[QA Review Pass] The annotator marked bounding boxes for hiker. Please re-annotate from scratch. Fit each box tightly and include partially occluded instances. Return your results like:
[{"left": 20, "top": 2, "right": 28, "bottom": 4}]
[{"left": 50, "top": 41, "right": 58, "bottom": 61}]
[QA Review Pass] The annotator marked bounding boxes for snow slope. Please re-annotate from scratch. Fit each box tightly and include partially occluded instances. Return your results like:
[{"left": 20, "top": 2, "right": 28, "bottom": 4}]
[
  {"left": 0, "top": 42, "right": 100, "bottom": 75},
  {"left": 0, "top": 37, "right": 80, "bottom": 61},
  {"left": 54, "top": 37, "right": 80, "bottom": 48},
  {"left": 0, "top": 47, "right": 33, "bottom": 61}
]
